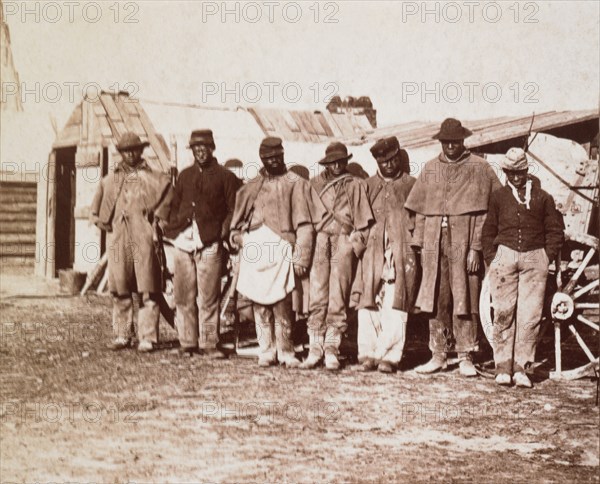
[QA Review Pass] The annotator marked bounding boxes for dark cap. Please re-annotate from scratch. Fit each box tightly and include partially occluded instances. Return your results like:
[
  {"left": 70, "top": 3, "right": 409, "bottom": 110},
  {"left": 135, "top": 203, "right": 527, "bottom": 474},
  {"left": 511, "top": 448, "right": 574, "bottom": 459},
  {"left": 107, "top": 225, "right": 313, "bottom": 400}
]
[
  {"left": 259, "top": 137, "right": 284, "bottom": 158},
  {"left": 319, "top": 142, "right": 353, "bottom": 165},
  {"left": 432, "top": 118, "right": 473, "bottom": 141},
  {"left": 188, "top": 129, "right": 215, "bottom": 148},
  {"left": 370, "top": 137, "right": 401, "bottom": 162}
]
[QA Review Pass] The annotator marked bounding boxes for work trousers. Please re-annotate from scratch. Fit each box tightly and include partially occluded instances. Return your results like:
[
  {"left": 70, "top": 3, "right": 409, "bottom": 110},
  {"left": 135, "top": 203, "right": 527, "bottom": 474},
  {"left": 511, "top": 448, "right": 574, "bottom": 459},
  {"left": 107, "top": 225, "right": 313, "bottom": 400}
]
[
  {"left": 489, "top": 245, "right": 548, "bottom": 374},
  {"left": 173, "top": 243, "right": 222, "bottom": 350},
  {"left": 429, "top": 228, "right": 478, "bottom": 355},
  {"left": 112, "top": 292, "right": 160, "bottom": 343},
  {"left": 358, "top": 282, "right": 408, "bottom": 365},
  {"left": 254, "top": 294, "right": 296, "bottom": 363},
  {"left": 308, "top": 232, "right": 356, "bottom": 356}
]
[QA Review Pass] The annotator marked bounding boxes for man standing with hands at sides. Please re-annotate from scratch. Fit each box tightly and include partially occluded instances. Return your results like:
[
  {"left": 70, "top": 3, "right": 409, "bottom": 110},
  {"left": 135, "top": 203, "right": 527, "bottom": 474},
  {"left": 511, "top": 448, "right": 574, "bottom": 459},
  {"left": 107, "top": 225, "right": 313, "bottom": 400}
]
[
  {"left": 164, "top": 130, "right": 242, "bottom": 358},
  {"left": 229, "top": 137, "right": 325, "bottom": 368},
  {"left": 91, "top": 132, "right": 172, "bottom": 353},
  {"left": 482, "top": 147, "right": 563, "bottom": 388},
  {"left": 405, "top": 118, "right": 501, "bottom": 376},
  {"left": 302, "top": 142, "right": 374, "bottom": 371},
  {"left": 354, "top": 137, "right": 419, "bottom": 373}
]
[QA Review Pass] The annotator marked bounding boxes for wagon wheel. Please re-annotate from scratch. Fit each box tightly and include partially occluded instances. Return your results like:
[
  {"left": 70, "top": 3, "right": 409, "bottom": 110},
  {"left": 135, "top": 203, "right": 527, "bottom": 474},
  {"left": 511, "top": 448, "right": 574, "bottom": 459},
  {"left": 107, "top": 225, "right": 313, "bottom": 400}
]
[
  {"left": 479, "top": 233, "right": 599, "bottom": 380},
  {"left": 549, "top": 232, "right": 599, "bottom": 380}
]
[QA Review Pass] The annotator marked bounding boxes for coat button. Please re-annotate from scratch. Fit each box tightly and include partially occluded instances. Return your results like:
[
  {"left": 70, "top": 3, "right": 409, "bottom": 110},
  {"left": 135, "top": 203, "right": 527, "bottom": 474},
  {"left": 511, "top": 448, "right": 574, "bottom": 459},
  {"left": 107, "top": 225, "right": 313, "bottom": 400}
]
[{"left": 191, "top": 202, "right": 196, "bottom": 207}]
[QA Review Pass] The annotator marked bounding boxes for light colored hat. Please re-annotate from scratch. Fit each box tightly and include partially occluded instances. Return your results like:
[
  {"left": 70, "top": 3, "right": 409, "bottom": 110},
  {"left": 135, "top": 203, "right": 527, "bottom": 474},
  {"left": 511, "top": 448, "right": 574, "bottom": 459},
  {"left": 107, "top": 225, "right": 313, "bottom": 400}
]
[{"left": 502, "top": 147, "right": 528, "bottom": 171}]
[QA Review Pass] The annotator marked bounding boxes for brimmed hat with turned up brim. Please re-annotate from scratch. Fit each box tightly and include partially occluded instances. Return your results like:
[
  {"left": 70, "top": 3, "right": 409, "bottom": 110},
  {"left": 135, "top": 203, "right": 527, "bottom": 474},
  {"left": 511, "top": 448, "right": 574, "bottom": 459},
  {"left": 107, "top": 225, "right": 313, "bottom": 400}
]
[
  {"left": 188, "top": 129, "right": 216, "bottom": 149},
  {"left": 432, "top": 118, "right": 473, "bottom": 141},
  {"left": 319, "top": 142, "right": 353, "bottom": 165},
  {"left": 116, "top": 132, "right": 150, "bottom": 152}
]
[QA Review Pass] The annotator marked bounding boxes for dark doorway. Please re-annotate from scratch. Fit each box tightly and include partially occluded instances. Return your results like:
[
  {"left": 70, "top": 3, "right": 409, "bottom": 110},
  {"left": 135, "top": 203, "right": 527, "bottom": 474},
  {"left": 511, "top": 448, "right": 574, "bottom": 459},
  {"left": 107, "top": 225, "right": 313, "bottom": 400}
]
[
  {"left": 54, "top": 147, "right": 77, "bottom": 275},
  {"left": 100, "top": 147, "right": 109, "bottom": 256}
]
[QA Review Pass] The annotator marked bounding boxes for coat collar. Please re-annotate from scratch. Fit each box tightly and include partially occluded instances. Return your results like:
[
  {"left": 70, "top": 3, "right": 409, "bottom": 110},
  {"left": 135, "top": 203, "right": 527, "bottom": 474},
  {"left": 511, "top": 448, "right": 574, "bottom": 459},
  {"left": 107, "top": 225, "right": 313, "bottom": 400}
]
[{"left": 438, "top": 149, "right": 471, "bottom": 164}]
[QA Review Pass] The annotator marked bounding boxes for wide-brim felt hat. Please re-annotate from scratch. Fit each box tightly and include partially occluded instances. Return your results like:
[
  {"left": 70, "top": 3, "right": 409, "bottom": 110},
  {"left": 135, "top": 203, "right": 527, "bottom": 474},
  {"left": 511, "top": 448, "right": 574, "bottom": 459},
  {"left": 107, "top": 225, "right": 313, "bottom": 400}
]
[
  {"left": 319, "top": 141, "right": 353, "bottom": 165},
  {"left": 432, "top": 118, "right": 473, "bottom": 141},
  {"left": 116, "top": 132, "right": 150, "bottom": 151},
  {"left": 188, "top": 129, "right": 215, "bottom": 148}
]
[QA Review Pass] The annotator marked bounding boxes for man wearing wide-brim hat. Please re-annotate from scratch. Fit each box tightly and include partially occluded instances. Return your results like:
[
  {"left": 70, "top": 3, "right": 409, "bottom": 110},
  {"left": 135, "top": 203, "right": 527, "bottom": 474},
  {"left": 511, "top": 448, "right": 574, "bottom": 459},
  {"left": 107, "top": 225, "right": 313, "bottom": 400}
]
[
  {"left": 229, "top": 137, "right": 326, "bottom": 368},
  {"left": 352, "top": 136, "right": 419, "bottom": 373},
  {"left": 482, "top": 147, "right": 564, "bottom": 388},
  {"left": 91, "top": 132, "right": 173, "bottom": 352},
  {"left": 163, "top": 129, "right": 242, "bottom": 358},
  {"left": 302, "top": 142, "right": 374, "bottom": 370},
  {"left": 405, "top": 118, "right": 502, "bottom": 376}
]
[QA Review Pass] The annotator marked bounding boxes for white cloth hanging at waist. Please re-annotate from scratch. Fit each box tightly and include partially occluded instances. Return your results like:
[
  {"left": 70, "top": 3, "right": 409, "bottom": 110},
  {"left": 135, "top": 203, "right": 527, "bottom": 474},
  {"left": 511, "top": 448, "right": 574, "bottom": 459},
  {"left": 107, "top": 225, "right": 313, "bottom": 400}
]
[{"left": 236, "top": 224, "right": 295, "bottom": 305}]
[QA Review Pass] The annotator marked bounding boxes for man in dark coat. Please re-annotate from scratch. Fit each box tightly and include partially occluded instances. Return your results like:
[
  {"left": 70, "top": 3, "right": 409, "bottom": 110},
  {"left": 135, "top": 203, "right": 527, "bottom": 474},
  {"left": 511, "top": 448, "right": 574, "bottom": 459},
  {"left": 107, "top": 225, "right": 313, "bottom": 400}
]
[
  {"left": 302, "top": 142, "right": 374, "bottom": 371},
  {"left": 405, "top": 118, "right": 501, "bottom": 376},
  {"left": 354, "top": 137, "right": 419, "bottom": 373},
  {"left": 482, "top": 147, "right": 564, "bottom": 388},
  {"left": 164, "top": 130, "right": 242, "bottom": 358},
  {"left": 230, "top": 137, "right": 325, "bottom": 368},
  {"left": 90, "top": 132, "right": 172, "bottom": 352}
]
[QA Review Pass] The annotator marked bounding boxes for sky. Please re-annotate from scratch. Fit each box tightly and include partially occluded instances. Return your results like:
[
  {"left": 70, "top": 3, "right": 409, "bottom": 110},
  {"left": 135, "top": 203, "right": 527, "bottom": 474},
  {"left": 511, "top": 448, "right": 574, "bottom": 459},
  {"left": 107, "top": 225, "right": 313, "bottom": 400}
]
[{"left": 3, "top": 0, "right": 600, "bottom": 128}]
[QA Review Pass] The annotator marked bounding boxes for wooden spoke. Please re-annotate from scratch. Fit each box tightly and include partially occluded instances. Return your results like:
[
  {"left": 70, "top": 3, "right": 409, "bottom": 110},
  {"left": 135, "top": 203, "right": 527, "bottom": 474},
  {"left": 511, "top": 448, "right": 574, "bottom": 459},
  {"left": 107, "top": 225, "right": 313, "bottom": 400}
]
[
  {"left": 576, "top": 314, "right": 600, "bottom": 332},
  {"left": 568, "top": 325, "right": 598, "bottom": 364},
  {"left": 564, "top": 247, "right": 596, "bottom": 294},
  {"left": 575, "top": 302, "right": 600, "bottom": 310},
  {"left": 572, "top": 279, "right": 599, "bottom": 300}
]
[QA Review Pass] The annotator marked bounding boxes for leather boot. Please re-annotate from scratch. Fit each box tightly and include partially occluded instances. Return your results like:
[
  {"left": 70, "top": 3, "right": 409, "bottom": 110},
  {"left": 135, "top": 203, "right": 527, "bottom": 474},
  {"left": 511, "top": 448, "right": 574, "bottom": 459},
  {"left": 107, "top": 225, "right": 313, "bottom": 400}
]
[
  {"left": 415, "top": 353, "right": 447, "bottom": 374},
  {"left": 300, "top": 331, "right": 324, "bottom": 369}
]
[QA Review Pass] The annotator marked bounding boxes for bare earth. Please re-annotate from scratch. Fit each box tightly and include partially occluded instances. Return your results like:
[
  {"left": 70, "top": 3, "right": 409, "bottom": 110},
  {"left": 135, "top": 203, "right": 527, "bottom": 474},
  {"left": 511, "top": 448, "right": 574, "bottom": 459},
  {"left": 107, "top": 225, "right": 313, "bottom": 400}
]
[{"left": 0, "top": 267, "right": 598, "bottom": 483}]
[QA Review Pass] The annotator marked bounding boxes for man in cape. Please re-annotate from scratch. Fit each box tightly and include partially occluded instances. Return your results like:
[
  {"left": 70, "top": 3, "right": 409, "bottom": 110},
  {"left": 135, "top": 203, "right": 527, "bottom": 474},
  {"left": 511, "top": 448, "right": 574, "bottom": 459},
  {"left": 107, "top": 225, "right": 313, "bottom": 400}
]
[
  {"left": 229, "top": 137, "right": 325, "bottom": 368},
  {"left": 354, "top": 137, "right": 419, "bottom": 373},
  {"left": 90, "top": 132, "right": 173, "bottom": 353},
  {"left": 405, "top": 118, "right": 501, "bottom": 376},
  {"left": 301, "top": 142, "right": 374, "bottom": 371}
]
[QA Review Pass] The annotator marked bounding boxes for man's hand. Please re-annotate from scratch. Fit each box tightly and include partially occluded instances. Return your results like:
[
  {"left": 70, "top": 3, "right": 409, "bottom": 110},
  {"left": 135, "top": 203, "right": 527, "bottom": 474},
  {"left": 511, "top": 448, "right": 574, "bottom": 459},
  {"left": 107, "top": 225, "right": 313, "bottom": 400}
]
[
  {"left": 467, "top": 248, "right": 480, "bottom": 274},
  {"left": 230, "top": 232, "right": 243, "bottom": 251},
  {"left": 294, "top": 264, "right": 308, "bottom": 278}
]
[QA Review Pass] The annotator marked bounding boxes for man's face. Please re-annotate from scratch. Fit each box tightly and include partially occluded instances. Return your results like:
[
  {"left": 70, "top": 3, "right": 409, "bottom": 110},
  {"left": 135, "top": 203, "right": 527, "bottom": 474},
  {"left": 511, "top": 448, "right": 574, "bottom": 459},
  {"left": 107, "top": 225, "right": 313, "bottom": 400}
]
[
  {"left": 325, "top": 159, "right": 348, "bottom": 178},
  {"left": 504, "top": 169, "right": 528, "bottom": 188},
  {"left": 261, "top": 153, "right": 286, "bottom": 175},
  {"left": 376, "top": 153, "right": 402, "bottom": 178},
  {"left": 120, "top": 147, "right": 144, "bottom": 167},
  {"left": 192, "top": 144, "right": 214, "bottom": 165},
  {"left": 441, "top": 139, "right": 466, "bottom": 160}
]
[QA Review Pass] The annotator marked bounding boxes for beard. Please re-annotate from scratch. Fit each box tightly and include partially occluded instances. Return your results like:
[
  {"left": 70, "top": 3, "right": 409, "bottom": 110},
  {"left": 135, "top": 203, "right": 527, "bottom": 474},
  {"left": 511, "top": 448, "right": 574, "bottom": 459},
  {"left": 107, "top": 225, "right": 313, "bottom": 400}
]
[{"left": 264, "top": 162, "right": 286, "bottom": 176}]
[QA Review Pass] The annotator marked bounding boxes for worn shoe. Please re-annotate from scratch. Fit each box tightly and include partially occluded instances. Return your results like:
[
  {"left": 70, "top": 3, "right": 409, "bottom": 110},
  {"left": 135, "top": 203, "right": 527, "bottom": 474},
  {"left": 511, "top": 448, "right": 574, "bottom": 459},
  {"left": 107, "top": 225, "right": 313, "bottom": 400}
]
[
  {"left": 495, "top": 373, "right": 512, "bottom": 386},
  {"left": 356, "top": 358, "right": 378, "bottom": 372},
  {"left": 137, "top": 340, "right": 154, "bottom": 353},
  {"left": 324, "top": 353, "right": 341, "bottom": 371},
  {"left": 280, "top": 355, "right": 301, "bottom": 368},
  {"left": 204, "top": 348, "right": 228, "bottom": 360},
  {"left": 459, "top": 359, "right": 478, "bottom": 377},
  {"left": 415, "top": 355, "right": 447, "bottom": 374},
  {"left": 178, "top": 346, "right": 197, "bottom": 357},
  {"left": 514, "top": 371, "right": 533, "bottom": 388},
  {"left": 258, "top": 355, "right": 277, "bottom": 367},
  {"left": 299, "top": 352, "right": 322, "bottom": 369},
  {"left": 378, "top": 361, "right": 396, "bottom": 373},
  {"left": 108, "top": 337, "right": 130, "bottom": 351}
]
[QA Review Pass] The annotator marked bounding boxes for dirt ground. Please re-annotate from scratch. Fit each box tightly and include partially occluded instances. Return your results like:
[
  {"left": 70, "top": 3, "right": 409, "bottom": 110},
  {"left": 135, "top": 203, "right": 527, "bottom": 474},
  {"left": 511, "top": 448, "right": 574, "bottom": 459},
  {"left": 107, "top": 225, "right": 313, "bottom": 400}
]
[{"left": 0, "top": 265, "right": 598, "bottom": 483}]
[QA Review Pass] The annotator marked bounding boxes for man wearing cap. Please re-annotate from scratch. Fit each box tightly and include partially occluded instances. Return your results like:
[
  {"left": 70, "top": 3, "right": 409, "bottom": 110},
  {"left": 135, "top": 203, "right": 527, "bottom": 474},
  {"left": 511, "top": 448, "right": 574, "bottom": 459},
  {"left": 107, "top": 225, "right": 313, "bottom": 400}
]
[
  {"left": 164, "top": 129, "right": 242, "bottom": 358},
  {"left": 482, "top": 147, "right": 563, "bottom": 388},
  {"left": 229, "top": 137, "right": 326, "bottom": 368},
  {"left": 353, "top": 137, "right": 419, "bottom": 373},
  {"left": 302, "top": 142, "right": 374, "bottom": 370},
  {"left": 91, "top": 132, "right": 173, "bottom": 352},
  {"left": 405, "top": 118, "right": 501, "bottom": 376}
]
